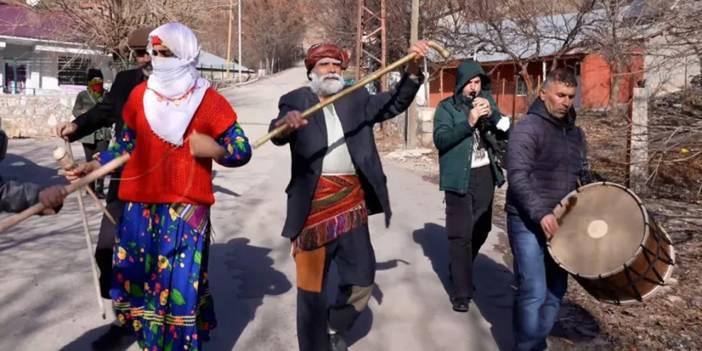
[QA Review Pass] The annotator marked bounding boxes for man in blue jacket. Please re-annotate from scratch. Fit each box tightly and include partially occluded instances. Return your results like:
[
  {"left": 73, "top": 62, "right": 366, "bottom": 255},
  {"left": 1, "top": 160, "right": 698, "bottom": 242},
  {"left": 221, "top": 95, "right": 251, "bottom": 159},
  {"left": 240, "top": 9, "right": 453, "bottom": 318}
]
[
  {"left": 433, "top": 59, "right": 508, "bottom": 313},
  {"left": 505, "top": 68, "right": 588, "bottom": 350}
]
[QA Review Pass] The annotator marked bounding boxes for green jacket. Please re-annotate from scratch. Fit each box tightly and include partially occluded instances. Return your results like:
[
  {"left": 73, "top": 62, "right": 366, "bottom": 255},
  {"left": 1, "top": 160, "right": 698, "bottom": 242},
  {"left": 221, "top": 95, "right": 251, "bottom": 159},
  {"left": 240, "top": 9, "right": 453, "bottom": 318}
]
[
  {"left": 72, "top": 90, "right": 111, "bottom": 144},
  {"left": 433, "top": 60, "right": 505, "bottom": 194}
]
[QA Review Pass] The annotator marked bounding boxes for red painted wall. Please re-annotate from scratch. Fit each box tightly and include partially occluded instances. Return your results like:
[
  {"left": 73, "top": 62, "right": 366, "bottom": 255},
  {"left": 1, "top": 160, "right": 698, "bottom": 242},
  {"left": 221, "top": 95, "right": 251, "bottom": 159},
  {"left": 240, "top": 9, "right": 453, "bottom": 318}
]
[
  {"left": 579, "top": 53, "right": 644, "bottom": 109},
  {"left": 429, "top": 54, "right": 643, "bottom": 114}
]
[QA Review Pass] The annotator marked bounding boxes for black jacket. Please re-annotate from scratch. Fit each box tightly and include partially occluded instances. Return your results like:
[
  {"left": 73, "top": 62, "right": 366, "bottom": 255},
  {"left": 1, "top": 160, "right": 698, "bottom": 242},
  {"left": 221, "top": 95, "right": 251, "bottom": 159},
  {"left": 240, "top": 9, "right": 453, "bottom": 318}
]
[
  {"left": 0, "top": 177, "right": 40, "bottom": 212},
  {"left": 68, "top": 68, "right": 146, "bottom": 202},
  {"left": 269, "top": 73, "right": 422, "bottom": 239},
  {"left": 505, "top": 98, "right": 588, "bottom": 225}
]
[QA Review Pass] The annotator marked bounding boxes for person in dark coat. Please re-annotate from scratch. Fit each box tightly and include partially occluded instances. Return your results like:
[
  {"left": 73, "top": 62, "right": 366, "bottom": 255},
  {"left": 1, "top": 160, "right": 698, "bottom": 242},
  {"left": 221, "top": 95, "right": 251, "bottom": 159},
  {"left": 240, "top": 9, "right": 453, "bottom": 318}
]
[
  {"left": 269, "top": 41, "right": 429, "bottom": 351},
  {"left": 0, "top": 129, "right": 66, "bottom": 214},
  {"left": 55, "top": 25, "right": 154, "bottom": 351},
  {"left": 432, "top": 59, "right": 510, "bottom": 313},
  {"left": 505, "top": 68, "right": 588, "bottom": 351}
]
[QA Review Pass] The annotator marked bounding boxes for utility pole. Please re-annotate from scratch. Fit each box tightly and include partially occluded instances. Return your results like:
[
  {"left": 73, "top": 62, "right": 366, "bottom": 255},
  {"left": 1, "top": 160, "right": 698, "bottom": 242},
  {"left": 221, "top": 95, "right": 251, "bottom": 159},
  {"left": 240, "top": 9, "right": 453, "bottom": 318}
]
[
  {"left": 226, "top": 0, "right": 233, "bottom": 76},
  {"left": 237, "top": 0, "right": 242, "bottom": 83},
  {"left": 355, "top": 0, "right": 388, "bottom": 91},
  {"left": 407, "top": 0, "right": 419, "bottom": 147}
]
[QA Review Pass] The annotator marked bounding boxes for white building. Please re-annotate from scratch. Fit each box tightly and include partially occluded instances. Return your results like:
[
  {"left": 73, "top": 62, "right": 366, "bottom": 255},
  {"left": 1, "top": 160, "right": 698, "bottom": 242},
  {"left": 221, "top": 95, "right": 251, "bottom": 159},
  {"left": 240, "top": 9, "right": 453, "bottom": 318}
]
[{"left": 0, "top": 3, "right": 113, "bottom": 95}]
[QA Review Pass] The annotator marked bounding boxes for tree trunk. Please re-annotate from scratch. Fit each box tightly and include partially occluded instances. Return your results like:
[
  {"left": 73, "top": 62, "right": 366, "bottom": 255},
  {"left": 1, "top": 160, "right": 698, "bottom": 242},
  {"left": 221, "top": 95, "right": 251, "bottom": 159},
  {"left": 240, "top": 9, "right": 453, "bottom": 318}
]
[
  {"left": 519, "top": 63, "right": 537, "bottom": 104},
  {"left": 609, "top": 59, "right": 629, "bottom": 119}
]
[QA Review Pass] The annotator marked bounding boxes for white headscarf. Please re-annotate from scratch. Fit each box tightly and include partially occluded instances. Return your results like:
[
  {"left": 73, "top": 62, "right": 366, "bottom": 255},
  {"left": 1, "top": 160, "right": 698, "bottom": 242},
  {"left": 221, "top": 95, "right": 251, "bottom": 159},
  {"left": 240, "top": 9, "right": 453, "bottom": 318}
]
[{"left": 144, "top": 22, "right": 211, "bottom": 146}]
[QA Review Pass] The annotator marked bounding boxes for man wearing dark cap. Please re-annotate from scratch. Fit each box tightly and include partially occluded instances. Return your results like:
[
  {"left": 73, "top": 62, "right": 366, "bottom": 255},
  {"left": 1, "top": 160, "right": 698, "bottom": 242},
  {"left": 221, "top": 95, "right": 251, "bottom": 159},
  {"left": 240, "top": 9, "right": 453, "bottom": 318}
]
[
  {"left": 55, "top": 25, "right": 154, "bottom": 351},
  {"left": 269, "top": 40, "right": 429, "bottom": 351}
]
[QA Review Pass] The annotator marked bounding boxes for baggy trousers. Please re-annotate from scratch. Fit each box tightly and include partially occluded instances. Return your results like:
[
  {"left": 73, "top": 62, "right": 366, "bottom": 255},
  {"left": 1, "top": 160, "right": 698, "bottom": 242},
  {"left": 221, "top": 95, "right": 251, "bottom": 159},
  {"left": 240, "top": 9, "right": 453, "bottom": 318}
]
[{"left": 296, "top": 224, "right": 376, "bottom": 351}]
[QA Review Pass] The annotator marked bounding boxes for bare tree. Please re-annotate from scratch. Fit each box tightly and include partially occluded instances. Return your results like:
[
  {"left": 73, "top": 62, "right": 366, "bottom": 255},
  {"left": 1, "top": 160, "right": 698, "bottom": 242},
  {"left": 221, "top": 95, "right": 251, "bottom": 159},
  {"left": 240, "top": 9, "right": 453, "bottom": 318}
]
[
  {"left": 436, "top": 0, "right": 596, "bottom": 102},
  {"left": 305, "top": 0, "right": 457, "bottom": 63},
  {"left": 241, "top": 0, "right": 306, "bottom": 74},
  {"left": 665, "top": 0, "right": 702, "bottom": 82},
  {"left": 37, "top": 0, "right": 223, "bottom": 63}
]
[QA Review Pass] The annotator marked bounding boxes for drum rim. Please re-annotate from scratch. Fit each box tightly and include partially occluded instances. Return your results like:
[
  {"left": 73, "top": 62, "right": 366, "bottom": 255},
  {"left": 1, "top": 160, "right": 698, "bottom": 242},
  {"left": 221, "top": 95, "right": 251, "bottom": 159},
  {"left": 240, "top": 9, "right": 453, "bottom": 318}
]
[{"left": 547, "top": 181, "right": 652, "bottom": 279}]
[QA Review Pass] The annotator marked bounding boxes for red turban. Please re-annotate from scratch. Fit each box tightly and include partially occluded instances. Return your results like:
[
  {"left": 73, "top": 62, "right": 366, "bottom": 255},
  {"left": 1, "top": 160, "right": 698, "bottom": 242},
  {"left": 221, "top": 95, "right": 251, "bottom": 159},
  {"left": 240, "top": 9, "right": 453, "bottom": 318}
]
[{"left": 304, "top": 43, "right": 349, "bottom": 77}]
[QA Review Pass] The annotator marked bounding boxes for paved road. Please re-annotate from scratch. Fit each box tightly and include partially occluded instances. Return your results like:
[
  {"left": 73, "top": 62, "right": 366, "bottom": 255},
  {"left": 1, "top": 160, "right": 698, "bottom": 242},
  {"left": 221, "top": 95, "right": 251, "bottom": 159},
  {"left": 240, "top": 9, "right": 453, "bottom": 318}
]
[{"left": 0, "top": 66, "right": 515, "bottom": 351}]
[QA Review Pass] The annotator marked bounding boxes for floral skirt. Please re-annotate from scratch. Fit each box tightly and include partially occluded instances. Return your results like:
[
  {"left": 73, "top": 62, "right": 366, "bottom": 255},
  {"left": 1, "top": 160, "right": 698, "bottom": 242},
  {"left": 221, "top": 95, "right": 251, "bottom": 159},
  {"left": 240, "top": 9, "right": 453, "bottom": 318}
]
[{"left": 111, "top": 202, "right": 216, "bottom": 351}]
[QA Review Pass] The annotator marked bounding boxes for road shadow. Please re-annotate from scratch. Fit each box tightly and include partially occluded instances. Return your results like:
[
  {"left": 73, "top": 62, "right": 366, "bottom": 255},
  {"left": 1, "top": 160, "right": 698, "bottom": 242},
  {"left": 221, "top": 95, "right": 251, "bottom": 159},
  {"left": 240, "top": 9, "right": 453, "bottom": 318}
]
[
  {"left": 549, "top": 296, "right": 605, "bottom": 347},
  {"left": 411, "top": 223, "right": 452, "bottom": 299},
  {"left": 0, "top": 153, "right": 64, "bottom": 186},
  {"left": 213, "top": 184, "right": 241, "bottom": 197},
  {"left": 336, "top": 259, "right": 405, "bottom": 347},
  {"left": 58, "top": 324, "right": 135, "bottom": 351},
  {"left": 412, "top": 222, "right": 516, "bottom": 350},
  {"left": 211, "top": 170, "right": 242, "bottom": 197},
  {"left": 207, "top": 237, "right": 292, "bottom": 349},
  {"left": 473, "top": 253, "right": 516, "bottom": 351}
]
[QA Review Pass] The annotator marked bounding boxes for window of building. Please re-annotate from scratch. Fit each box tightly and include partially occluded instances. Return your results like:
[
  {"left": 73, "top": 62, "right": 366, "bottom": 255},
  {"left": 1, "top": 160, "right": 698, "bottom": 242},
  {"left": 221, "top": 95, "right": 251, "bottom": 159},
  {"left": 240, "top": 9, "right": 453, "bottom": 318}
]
[
  {"left": 58, "top": 56, "right": 92, "bottom": 85},
  {"left": 516, "top": 76, "right": 528, "bottom": 96}
]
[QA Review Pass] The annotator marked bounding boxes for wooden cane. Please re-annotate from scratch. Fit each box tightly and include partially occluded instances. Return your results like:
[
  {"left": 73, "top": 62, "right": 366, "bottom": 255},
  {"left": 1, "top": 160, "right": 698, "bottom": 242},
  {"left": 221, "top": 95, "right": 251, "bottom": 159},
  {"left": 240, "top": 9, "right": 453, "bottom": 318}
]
[
  {"left": 53, "top": 147, "right": 116, "bottom": 225},
  {"left": 252, "top": 40, "right": 451, "bottom": 149}
]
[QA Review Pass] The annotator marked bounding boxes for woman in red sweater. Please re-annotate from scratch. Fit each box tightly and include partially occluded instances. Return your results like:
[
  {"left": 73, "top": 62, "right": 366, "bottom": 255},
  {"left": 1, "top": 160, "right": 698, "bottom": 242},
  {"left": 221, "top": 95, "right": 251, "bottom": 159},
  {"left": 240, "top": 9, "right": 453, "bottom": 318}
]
[{"left": 69, "top": 22, "right": 251, "bottom": 351}]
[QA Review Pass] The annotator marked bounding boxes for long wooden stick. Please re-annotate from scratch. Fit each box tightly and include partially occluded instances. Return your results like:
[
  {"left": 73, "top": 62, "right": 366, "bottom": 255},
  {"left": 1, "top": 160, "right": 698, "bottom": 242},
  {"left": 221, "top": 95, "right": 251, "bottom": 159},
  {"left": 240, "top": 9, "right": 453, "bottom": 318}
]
[
  {"left": 54, "top": 147, "right": 116, "bottom": 225},
  {"left": 0, "top": 154, "right": 130, "bottom": 232},
  {"left": 85, "top": 187, "right": 117, "bottom": 224},
  {"left": 252, "top": 40, "right": 451, "bottom": 149},
  {"left": 64, "top": 142, "right": 107, "bottom": 319}
]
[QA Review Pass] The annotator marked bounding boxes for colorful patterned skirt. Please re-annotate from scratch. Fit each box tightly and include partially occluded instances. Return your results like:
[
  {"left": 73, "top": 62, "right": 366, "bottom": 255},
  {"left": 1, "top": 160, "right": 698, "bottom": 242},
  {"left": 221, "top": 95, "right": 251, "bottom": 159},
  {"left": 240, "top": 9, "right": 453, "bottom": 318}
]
[{"left": 111, "top": 202, "right": 216, "bottom": 351}]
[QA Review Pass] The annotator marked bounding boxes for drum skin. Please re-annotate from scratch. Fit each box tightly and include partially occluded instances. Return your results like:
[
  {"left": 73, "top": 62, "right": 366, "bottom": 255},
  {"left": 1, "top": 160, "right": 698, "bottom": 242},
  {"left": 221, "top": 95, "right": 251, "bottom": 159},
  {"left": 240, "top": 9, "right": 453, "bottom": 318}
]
[{"left": 547, "top": 182, "right": 675, "bottom": 304}]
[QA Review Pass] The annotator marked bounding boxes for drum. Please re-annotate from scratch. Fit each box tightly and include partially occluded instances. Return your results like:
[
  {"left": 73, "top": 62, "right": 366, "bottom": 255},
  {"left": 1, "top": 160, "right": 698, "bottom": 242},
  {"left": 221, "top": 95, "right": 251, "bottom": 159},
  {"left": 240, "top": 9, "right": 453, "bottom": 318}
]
[{"left": 548, "top": 182, "right": 675, "bottom": 304}]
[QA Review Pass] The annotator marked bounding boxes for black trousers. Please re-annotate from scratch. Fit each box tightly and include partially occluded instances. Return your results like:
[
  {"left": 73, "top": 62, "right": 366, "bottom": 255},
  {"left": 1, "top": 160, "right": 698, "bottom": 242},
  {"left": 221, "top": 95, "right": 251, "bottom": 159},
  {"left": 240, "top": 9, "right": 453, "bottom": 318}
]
[
  {"left": 297, "top": 225, "right": 376, "bottom": 351},
  {"left": 82, "top": 140, "right": 109, "bottom": 192},
  {"left": 94, "top": 199, "right": 123, "bottom": 299},
  {"left": 445, "top": 165, "right": 495, "bottom": 300}
]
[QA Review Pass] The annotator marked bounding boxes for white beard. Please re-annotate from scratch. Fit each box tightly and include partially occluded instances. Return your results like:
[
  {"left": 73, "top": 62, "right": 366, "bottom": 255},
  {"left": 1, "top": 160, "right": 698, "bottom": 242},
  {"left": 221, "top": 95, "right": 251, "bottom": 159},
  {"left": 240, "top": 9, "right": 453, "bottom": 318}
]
[{"left": 310, "top": 72, "right": 344, "bottom": 97}]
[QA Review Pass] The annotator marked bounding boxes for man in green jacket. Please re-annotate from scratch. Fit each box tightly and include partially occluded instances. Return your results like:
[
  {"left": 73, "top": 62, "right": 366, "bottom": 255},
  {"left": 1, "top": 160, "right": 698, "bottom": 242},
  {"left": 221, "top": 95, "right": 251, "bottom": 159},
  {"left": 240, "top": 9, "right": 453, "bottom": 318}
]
[
  {"left": 433, "top": 59, "right": 508, "bottom": 312},
  {"left": 72, "top": 68, "right": 111, "bottom": 198}
]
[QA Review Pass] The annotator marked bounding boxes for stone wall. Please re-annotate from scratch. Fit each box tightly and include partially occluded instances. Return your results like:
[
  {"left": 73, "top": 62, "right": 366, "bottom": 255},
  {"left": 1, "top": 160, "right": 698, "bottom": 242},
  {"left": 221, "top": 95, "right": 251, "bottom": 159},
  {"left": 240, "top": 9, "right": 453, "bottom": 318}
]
[{"left": 0, "top": 94, "right": 77, "bottom": 138}]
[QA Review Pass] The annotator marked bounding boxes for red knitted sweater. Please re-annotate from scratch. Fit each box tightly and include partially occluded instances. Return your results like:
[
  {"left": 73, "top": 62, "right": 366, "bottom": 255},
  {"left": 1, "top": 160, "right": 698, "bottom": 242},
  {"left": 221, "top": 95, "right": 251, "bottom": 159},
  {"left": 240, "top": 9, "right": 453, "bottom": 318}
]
[{"left": 118, "top": 82, "right": 236, "bottom": 205}]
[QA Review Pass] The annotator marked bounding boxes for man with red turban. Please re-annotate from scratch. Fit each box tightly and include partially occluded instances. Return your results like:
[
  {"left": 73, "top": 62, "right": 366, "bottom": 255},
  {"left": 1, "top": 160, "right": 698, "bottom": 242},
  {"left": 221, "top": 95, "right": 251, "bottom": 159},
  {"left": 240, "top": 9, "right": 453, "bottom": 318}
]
[{"left": 269, "top": 40, "right": 429, "bottom": 351}]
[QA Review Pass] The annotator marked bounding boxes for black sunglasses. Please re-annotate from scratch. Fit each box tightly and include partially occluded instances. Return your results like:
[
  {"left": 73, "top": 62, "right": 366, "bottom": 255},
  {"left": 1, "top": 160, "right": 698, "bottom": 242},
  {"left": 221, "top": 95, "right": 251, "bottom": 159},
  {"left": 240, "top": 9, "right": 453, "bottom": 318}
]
[{"left": 152, "top": 49, "right": 175, "bottom": 58}]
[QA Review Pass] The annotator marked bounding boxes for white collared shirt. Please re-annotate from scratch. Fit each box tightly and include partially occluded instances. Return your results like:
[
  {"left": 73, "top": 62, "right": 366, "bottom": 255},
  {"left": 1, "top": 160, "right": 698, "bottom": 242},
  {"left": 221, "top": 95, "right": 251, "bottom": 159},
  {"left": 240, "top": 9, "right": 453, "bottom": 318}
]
[{"left": 321, "top": 104, "right": 356, "bottom": 175}]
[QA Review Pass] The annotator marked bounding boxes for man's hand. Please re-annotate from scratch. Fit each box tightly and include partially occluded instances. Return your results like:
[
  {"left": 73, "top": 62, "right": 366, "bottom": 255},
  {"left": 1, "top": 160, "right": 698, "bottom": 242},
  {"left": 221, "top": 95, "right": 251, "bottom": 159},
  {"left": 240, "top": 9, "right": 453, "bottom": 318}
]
[
  {"left": 540, "top": 214, "right": 560, "bottom": 240},
  {"left": 469, "top": 105, "right": 490, "bottom": 126},
  {"left": 408, "top": 40, "right": 430, "bottom": 61},
  {"left": 407, "top": 40, "right": 430, "bottom": 75},
  {"left": 468, "top": 97, "right": 492, "bottom": 127},
  {"left": 189, "top": 130, "right": 225, "bottom": 159},
  {"left": 38, "top": 185, "right": 68, "bottom": 214},
  {"left": 473, "top": 97, "right": 492, "bottom": 114},
  {"left": 65, "top": 160, "right": 100, "bottom": 182},
  {"left": 274, "top": 111, "right": 308, "bottom": 133},
  {"left": 56, "top": 122, "right": 77, "bottom": 140}
]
